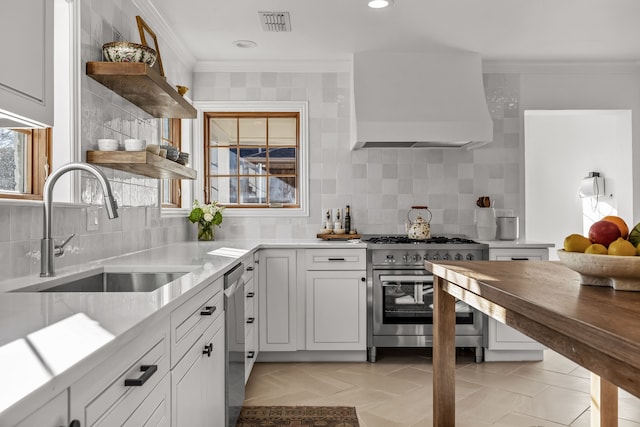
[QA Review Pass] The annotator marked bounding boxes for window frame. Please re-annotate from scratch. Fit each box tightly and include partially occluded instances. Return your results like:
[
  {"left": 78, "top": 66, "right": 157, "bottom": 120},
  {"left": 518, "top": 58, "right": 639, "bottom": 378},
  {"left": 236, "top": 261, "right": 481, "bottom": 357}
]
[
  {"left": 204, "top": 112, "right": 300, "bottom": 209},
  {"left": 160, "top": 118, "right": 182, "bottom": 208},
  {"left": 193, "top": 101, "right": 309, "bottom": 218},
  {"left": 0, "top": 128, "right": 52, "bottom": 201}
]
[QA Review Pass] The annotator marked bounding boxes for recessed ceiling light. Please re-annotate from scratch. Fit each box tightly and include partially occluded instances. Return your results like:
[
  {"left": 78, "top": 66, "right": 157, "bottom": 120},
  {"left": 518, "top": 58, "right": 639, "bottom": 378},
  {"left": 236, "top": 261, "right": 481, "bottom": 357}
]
[
  {"left": 368, "top": 0, "right": 394, "bottom": 8},
  {"left": 233, "top": 40, "right": 257, "bottom": 48}
]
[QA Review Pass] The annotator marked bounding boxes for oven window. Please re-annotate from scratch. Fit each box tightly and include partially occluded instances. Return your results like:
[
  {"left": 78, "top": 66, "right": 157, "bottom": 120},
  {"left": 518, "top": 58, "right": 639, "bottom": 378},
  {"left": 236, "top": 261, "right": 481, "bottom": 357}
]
[{"left": 381, "top": 276, "right": 474, "bottom": 325}]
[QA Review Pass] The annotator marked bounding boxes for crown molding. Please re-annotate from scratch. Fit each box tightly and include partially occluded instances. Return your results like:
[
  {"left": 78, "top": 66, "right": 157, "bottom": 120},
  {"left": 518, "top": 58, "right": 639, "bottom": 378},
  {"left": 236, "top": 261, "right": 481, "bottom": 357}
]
[
  {"left": 482, "top": 60, "right": 640, "bottom": 74},
  {"left": 194, "top": 59, "right": 351, "bottom": 73},
  {"left": 131, "top": 0, "right": 196, "bottom": 70}
]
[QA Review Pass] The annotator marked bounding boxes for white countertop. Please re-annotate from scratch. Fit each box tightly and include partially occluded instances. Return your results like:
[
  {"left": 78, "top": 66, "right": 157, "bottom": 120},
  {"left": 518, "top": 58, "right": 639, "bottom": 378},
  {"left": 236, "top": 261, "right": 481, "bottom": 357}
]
[{"left": 0, "top": 239, "right": 366, "bottom": 417}]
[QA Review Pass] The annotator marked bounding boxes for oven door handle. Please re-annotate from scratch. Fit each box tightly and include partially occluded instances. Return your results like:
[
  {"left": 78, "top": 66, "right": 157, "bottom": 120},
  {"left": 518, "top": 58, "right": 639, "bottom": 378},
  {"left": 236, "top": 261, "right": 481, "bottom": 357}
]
[{"left": 380, "top": 275, "right": 434, "bottom": 283}]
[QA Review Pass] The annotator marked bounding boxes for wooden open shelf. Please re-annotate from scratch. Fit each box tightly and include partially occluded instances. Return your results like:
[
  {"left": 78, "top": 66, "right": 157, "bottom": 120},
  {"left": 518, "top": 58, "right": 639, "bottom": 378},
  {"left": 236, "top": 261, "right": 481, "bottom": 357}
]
[
  {"left": 86, "top": 62, "right": 197, "bottom": 119},
  {"left": 86, "top": 151, "right": 197, "bottom": 180}
]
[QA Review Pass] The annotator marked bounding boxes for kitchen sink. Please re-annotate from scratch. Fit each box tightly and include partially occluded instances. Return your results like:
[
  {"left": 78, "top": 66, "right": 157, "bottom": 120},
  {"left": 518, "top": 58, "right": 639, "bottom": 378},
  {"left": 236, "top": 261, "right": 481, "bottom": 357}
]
[{"left": 13, "top": 271, "right": 190, "bottom": 293}]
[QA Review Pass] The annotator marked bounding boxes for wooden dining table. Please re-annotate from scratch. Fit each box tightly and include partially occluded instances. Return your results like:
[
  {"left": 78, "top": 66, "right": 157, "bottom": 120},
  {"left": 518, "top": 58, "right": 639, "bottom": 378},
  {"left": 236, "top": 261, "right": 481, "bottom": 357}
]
[{"left": 425, "top": 260, "right": 640, "bottom": 427}]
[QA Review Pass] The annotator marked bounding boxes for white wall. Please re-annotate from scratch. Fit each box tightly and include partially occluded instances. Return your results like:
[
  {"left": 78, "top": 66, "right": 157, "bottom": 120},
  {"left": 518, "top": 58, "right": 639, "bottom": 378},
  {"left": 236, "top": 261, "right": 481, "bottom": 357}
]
[{"left": 524, "top": 110, "right": 633, "bottom": 258}]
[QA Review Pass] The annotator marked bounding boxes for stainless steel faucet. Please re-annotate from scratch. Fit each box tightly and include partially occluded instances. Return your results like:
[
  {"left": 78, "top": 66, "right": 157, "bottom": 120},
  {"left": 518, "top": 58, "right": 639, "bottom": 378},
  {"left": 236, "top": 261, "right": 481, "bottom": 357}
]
[{"left": 41, "top": 163, "right": 119, "bottom": 277}]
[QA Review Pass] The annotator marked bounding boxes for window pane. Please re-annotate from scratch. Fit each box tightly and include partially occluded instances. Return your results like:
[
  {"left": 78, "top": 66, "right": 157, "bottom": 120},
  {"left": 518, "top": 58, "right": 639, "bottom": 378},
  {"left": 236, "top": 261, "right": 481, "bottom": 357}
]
[
  {"left": 269, "top": 176, "right": 296, "bottom": 204},
  {"left": 268, "top": 117, "right": 297, "bottom": 146},
  {"left": 162, "top": 118, "right": 170, "bottom": 140},
  {"left": 209, "top": 118, "right": 237, "bottom": 146},
  {"left": 162, "top": 178, "right": 170, "bottom": 204},
  {"left": 239, "top": 118, "right": 266, "bottom": 146},
  {"left": 210, "top": 148, "right": 237, "bottom": 174},
  {"left": 266, "top": 147, "right": 297, "bottom": 175},
  {"left": 209, "top": 176, "right": 237, "bottom": 204},
  {"left": 240, "top": 176, "right": 266, "bottom": 204},
  {"left": 0, "top": 129, "right": 27, "bottom": 193},
  {"left": 239, "top": 148, "right": 267, "bottom": 175}
]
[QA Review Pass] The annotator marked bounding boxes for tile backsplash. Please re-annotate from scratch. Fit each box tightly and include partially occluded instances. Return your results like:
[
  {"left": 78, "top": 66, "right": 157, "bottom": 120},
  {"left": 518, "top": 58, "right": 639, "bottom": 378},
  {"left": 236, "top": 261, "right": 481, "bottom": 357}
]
[{"left": 193, "top": 71, "right": 521, "bottom": 240}]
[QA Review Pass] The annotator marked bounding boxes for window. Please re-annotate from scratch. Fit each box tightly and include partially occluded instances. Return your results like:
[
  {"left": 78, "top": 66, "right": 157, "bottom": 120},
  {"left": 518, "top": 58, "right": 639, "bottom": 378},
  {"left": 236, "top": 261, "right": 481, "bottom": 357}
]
[
  {"left": 160, "top": 118, "right": 181, "bottom": 208},
  {"left": 204, "top": 112, "right": 299, "bottom": 208},
  {"left": 0, "top": 128, "right": 51, "bottom": 200}
]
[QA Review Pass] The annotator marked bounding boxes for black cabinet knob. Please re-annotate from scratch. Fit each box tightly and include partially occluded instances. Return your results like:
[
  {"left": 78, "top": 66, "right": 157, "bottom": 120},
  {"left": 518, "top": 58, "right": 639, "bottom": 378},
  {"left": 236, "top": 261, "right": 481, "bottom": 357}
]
[
  {"left": 67, "top": 421, "right": 80, "bottom": 427},
  {"left": 361, "top": 277, "right": 366, "bottom": 282}
]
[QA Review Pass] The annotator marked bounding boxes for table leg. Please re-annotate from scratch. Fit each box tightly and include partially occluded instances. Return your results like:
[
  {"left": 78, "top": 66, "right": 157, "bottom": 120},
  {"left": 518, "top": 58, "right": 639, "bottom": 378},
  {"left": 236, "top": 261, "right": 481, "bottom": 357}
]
[
  {"left": 433, "top": 276, "right": 457, "bottom": 426},
  {"left": 590, "top": 373, "right": 618, "bottom": 427}
]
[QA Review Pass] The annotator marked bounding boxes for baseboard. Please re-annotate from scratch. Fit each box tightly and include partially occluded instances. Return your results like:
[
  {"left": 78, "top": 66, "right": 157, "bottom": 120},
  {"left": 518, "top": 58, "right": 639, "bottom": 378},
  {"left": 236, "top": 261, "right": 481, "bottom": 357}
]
[{"left": 256, "top": 350, "right": 367, "bottom": 363}]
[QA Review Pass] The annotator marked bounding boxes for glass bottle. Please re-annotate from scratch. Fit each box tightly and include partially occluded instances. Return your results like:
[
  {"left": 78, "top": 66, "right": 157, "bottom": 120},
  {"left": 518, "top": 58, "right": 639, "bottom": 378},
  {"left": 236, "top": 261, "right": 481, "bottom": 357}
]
[{"left": 344, "top": 205, "right": 351, "bottom": 234}]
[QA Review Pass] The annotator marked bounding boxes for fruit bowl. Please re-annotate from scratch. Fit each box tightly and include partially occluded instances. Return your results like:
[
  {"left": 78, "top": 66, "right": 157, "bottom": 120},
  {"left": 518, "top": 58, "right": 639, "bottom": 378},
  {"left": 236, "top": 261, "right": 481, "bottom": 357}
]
[
  {"left": 102, "top": 42, "right": 157, "bottom": 66},
  {"left": 557, "top": 249, "right": 640, "bottom": 291}
]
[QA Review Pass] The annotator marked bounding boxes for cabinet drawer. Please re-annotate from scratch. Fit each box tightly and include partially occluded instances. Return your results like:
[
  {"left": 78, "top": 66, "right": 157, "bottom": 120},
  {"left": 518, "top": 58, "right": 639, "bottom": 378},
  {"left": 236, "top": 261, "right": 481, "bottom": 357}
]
[
  {"left": 489, "top": 248, "right": 549, "bottom": 261},
  {"left": 70, "top": 317, "right": 170, "bottom": 427},
  {"left": 305, "top": 249, "right": 366, "bottom": 270},
  {"left": 245, "top": 325, "right": 257, "bottom": 383},
  {"left": 495, "top": 255, "right": 542, "bottom": 261},
  {"left": 171, "top": 277, "right": 223, "bottom": 367}
]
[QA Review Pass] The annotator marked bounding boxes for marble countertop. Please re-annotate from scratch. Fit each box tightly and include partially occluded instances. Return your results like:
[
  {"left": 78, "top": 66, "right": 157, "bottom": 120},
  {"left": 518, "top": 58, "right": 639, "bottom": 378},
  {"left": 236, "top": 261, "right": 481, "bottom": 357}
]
[{"left": 0, "top": 239, "right": 366, "bottom": 418}]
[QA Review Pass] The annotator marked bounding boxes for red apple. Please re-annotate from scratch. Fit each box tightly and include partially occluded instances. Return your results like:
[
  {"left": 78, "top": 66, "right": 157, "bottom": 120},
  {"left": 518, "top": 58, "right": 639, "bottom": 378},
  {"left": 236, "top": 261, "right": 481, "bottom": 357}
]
[{"left": 588, "top": 220, "right": 622, "bottom": 248}]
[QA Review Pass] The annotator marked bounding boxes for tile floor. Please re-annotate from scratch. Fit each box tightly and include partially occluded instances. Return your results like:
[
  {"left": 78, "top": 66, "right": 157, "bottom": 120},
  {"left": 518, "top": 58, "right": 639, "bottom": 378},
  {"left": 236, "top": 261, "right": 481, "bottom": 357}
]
[{"left": 244, "top": 348, "right": 640, "bottom": 426}]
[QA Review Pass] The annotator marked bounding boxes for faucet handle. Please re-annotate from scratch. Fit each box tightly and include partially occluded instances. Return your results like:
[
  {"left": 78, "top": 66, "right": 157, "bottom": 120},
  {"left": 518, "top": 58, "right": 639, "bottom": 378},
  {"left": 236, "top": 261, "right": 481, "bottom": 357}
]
[{"left": 54, "top": 233, "right": 76, "bottom": 257}]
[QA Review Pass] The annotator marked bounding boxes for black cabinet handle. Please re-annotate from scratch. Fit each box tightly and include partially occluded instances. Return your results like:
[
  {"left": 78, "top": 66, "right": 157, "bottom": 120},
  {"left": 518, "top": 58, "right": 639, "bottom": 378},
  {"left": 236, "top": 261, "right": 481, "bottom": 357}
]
[
  {"left": 125, "top": 365, "right": 157, "bottom": 386},
  {"left": 246, "top": 317, "right": 255, "bottom": 324},
  {"left": 511, "top": 257, "right": 530, "bottom": 261},
  {"left": 328, "top": 257, "right": 345, "bottom": 261},
  {"left": 246, "top": 266, "right": 254, "bottom": 271},
  {"left": 65, "top": 421, "right": 80, "bottom": 427},
  {"left": 247, "top": 351, "right": 255, "bottom": 359},
  {"left": 200, "top": 306, "right": 217, "bottom": 316},
  {"left": 203, "top": 343, "right": 213, "bottom": 357},
  {"left": 246, "top": 292, "right": 255, "bottom": 298}
]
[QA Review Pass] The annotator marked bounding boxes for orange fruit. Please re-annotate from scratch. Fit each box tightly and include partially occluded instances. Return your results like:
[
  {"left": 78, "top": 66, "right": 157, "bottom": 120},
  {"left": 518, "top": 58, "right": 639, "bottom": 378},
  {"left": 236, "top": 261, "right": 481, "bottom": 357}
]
[{"left": 602, "top": 215, "right": 629, "bottom": 239}]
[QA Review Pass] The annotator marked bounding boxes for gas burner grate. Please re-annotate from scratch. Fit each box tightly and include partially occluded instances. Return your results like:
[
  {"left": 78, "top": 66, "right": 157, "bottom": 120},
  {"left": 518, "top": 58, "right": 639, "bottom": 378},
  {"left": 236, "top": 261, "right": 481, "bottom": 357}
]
[{"left": 363, "top": 235, "right": 479, "bottom": 245}]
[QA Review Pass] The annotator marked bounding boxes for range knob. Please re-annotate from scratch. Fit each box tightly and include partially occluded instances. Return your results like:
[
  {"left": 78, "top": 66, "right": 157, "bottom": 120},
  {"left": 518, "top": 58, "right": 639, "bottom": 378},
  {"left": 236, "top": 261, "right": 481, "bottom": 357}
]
[
  {"left": 432, "top": 254, "right": 440, "bottom": 261},
  {"left": 443, "top": 253, "right": 452, "bottom": 261},
  {"left": 402, "top": 254, "right": 411, "bottom": 263},
  {"left": 454, "top": 253, "right": 463, "bottom": 261},
  {"left": 413, "top": 254, "right": 423, "bottom": 262},
  {"left": 466, "top": 253, "right": 474, "bottom": 260},
  {"left": 385, "top": 254, "right": 396, "bottom": 263}
]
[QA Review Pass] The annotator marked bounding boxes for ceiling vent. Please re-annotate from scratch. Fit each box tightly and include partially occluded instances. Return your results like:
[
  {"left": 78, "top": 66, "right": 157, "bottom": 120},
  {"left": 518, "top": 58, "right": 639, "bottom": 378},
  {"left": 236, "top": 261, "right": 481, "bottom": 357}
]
[{"left": 259, "top": 11, "right": 292, "bottom": 32}]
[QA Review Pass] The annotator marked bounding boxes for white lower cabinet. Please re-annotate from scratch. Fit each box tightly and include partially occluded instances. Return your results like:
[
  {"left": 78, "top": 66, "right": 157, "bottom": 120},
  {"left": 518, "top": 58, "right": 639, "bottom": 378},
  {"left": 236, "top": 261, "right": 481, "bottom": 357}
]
[
  {"left": 69, "top": 317, "right": 171, "bottom": 426},
  {"left": 305, "top": 270, "right": 366, "bottom": 350},
  {"left": 259, "top": 249, "right": 297, "bottom": 352},
  {"left": 172, "top": 314, "right": 225, "bottom": 427},
  {"left": 484, "top": 246, "right": 549, "bottom": 361}
]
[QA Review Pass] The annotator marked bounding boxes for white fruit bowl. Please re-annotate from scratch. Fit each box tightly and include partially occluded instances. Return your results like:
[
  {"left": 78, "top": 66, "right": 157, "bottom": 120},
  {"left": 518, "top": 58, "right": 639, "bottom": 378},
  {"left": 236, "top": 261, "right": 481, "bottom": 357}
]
[{"left": 557, "top": 249, "right": 640, "bottom": 291}]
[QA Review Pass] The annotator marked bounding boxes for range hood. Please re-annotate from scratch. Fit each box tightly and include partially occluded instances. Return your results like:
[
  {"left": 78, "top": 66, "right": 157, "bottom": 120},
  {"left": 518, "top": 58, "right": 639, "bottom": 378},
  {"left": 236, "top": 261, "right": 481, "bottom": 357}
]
[{"left": 351, "top": 51, "right": 493, "bottom": 149}]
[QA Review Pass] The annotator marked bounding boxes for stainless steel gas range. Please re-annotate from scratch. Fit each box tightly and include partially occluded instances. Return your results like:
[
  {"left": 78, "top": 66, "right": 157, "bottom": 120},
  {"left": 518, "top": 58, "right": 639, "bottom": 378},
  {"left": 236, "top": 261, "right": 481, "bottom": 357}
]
[{"left": 364, "top": 235, "right": 489, "bottom": 363}]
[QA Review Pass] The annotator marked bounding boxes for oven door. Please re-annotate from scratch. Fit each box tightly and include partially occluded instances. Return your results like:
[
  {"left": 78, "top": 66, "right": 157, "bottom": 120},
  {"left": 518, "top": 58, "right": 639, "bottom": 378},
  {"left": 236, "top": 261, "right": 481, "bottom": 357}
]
[{"left": 373, "top": 270, "right": 476, "bottom": 336}]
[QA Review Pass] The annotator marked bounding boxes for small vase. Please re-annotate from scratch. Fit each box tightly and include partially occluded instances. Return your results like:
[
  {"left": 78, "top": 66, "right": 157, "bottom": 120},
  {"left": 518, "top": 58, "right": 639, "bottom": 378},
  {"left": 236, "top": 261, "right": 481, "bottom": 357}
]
[{"left": 198, "top": 223, "right": 215, "bottom": 241}]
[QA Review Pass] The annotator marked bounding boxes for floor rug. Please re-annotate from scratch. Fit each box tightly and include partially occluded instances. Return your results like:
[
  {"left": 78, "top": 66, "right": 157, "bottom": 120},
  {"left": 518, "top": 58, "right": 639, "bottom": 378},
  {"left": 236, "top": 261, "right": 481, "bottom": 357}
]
[{"left": 236, "top": 406, "right": 359, "bottom": 427}]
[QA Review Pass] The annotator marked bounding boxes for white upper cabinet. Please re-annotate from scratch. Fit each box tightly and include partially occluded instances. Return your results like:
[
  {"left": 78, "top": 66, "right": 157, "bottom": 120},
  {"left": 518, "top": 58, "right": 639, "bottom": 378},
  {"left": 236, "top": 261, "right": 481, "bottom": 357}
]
[{"left": 0, "top": 0, "right": 53, "bottom": 128}]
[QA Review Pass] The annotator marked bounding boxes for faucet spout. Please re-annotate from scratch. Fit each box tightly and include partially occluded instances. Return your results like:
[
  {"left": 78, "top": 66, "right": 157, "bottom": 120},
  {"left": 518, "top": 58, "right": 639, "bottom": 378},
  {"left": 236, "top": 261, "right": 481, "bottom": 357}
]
[{"left": 41, "top": 162, "right": 119, "bottom": 277}]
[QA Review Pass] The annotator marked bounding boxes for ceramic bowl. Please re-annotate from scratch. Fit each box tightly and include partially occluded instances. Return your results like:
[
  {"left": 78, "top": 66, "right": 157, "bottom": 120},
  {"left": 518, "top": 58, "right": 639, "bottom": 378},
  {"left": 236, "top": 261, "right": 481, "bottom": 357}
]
[
  {"left": 557, "top": 249, "right": 640, "bottom": 291},
  {"left": 145, "top": 144, "right": 160, "bottom": 155},
  {"left": 159, "top": 148, "right": 167, "bottom": 158},
  {"left": 102, "top": 42, "right": 157, "bottom": 66},
  {"left": 97, "top": 139, "right": 119, "bottom": 151},
  {"left": 124, "top": 138, "right": 146, "bottom": 151}
]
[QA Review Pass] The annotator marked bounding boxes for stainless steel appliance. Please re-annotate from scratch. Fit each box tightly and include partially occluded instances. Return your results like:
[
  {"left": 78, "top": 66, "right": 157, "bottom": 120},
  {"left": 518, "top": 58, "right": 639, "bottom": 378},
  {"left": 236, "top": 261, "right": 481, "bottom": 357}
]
[
  {"left": 224, "top": 263, "right": 245, "bottom": 427},
  {"left": 364, "top": 235, "right": 489, "bottom": 363}
]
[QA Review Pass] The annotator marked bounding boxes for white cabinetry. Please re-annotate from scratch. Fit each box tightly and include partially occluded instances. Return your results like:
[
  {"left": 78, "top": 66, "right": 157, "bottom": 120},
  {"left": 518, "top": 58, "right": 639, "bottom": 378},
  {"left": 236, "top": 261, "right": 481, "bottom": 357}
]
[
  {"left": 0, "top": 0, "right": 53, "bottom": 127},
  {"left": 304, "top": 249, "right": 366, "bottom": 351},
  {"left": 171, "top": 277, "right": 225, "bottom": 427},
  {"left": 484, "top": 246, "right": 549, "bottom": 361},
  {"left": 244, "top": 253, "right": 259, "bottom": 382},
  {"left": 69, "top": 317, "right": 171, "bottom": 426},
  {"left": 259, "top": 249, "right": 297, "bottom": 352}
]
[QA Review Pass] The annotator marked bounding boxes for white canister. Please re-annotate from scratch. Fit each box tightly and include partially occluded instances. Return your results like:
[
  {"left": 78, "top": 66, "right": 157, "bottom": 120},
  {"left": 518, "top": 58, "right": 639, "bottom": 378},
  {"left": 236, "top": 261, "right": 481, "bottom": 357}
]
[
  {"left": 475, "top": 208, "right": 497, "bottom": 240},
  {"left": 497, "top": 216, "right": 519, "bottom": 240}
]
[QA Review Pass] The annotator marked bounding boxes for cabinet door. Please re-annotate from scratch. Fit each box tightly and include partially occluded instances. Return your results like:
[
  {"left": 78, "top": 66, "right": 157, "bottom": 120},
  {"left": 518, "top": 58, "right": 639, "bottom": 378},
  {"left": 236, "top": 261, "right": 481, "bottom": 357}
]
[
  {"left": 0, "top": 0, "right": 53, "bottom": 127},
  {"left": 305, "top": 270, "right": 366, "bottom": 351},
  {"left": 202, "top": 315, "right": 225, "bottom": 427},
  {"left": 13, "top": 391, "right": 67, "bottom": 427},
  {"left": 259, "top": 249, "right": 297, "bottom": 351}
]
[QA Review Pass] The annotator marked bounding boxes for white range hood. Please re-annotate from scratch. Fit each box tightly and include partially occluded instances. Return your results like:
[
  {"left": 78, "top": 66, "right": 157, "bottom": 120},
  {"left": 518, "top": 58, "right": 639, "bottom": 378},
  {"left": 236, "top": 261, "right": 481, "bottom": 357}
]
[{"left": 351, "top": 51, "right": 493, "bottom": 149}]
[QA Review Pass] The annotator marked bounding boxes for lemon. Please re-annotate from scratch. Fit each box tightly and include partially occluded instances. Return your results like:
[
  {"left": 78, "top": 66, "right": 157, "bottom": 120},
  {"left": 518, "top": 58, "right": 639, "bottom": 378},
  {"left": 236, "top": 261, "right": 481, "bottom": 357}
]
[
  {"left": 608, "top": 238, "right": 636, "bottom": 256},
  {"left": 585, "top": 243, "right": 608, "bottom": 255},
  {"left": 636, "top": 243, "right": 640, "bottom": 256},
  {"left": 563, "top": 234, "right": 591, "bottom": 253}
]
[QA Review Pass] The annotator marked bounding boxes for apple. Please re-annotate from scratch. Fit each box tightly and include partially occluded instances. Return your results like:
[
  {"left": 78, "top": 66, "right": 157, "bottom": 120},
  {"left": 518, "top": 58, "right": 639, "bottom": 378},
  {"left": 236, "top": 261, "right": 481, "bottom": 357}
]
[{"left": 589, "top": 220, "right": 622, "bottom": 248}]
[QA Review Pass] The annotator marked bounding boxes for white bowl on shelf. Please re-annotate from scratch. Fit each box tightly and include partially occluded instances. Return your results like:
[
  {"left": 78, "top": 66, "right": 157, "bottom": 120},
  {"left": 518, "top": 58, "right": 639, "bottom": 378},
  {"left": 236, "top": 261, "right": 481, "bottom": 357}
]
[
  {"left": 97, "top": 139, "right": 119, "bottom": 151},
  {"left": 124, "top": 139, "right": 146, "bottom": 151}
]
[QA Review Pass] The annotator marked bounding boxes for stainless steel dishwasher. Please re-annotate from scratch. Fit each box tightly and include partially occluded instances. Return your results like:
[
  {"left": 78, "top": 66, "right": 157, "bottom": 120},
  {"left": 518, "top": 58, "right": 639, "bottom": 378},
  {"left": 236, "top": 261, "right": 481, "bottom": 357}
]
[{"left": 224, "top": 263, "right": 245, "bottom": 427}]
